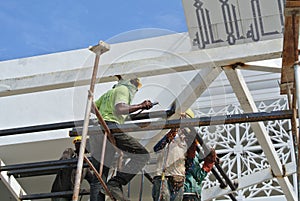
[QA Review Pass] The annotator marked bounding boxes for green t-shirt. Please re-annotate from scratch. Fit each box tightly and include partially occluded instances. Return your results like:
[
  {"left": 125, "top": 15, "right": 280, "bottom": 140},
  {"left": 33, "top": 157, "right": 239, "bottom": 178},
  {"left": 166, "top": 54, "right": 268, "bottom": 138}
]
[{"left": 95, "top": 84, "right": 132, "bottom": 124}]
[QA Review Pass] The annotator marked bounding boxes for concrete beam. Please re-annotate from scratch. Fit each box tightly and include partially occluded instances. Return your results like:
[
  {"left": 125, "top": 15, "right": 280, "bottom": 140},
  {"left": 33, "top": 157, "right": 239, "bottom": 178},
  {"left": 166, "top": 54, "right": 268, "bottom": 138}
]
[
  {"left": 236, "top": 64, "right": 281, "bottom": 73},
  {"left": 0, "top": 38, "right": 283, "bottom": 97},
  {"left": 144, "top": 66, "right": 222, "bottom": 150},
  {"left": 0, "top": 159, "right": 28, "bottom": 201}
]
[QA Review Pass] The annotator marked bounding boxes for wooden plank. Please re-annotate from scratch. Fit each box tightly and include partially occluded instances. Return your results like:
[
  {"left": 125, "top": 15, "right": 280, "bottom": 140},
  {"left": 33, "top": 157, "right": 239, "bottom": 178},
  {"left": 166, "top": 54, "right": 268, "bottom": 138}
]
[
  {"left": 286, "top": 1, "right": 300, "bottom": 8},
  {"left": 280, "top": 14, "right": 299, "bottom": 94},
  {"left": 285, "top": 0, "right": 300, "bottom": 15}
]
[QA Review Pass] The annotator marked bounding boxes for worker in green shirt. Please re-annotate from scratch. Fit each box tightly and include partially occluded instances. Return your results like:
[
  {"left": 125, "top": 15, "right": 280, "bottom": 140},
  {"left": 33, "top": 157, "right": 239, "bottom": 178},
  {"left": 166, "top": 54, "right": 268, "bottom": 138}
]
[{"left": 90, "top": 76, "right": 153, "bottom": 201}]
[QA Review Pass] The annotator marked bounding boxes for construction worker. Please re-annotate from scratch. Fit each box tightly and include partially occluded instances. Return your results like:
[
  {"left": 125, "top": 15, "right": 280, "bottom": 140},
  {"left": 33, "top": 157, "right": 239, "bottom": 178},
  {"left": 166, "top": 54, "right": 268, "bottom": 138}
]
[
  {"left": 183, "top": 141, "right": 216, "bottom": 201},
  {"left": 152, "top": 109, "right": 195, "bottom": 201},
  {"left": 51, "top": 136, "right": 93, "bottom": 201},
  {"left": 90, "top": 76, "right": 153, "bottom": 201}
]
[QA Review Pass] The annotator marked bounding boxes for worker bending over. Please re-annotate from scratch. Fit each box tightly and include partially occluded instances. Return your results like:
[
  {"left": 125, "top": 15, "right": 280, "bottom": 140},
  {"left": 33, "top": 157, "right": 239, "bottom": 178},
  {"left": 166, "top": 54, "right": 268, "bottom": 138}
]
[
  {"left": 90, "top": 76, "right": 153, "bottom": 201},
  {"left": 51, "top": 136, "right": 93, "bottom": 201}
]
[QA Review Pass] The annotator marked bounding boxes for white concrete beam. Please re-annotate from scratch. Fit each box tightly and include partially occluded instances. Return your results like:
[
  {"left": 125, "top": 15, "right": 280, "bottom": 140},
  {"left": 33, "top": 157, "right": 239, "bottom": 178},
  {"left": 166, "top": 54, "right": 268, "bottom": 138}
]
[
  {"left": 202, "top": 162, "right": 297, "bottom": 200},
  {"left": 237, "top": 64, "right": 281, "bottom": 73},
  {"left": 224, "top": 68, "right": 297, "bottom": 201},
  {"left": 145, "top": 66, "right": 222, "bottom": 150},
  {"left": 0, "top": 159, "right": 28, "bottom": 201},
  {"left": 0, "top": 38, "right": 283, "bottom": 97}
]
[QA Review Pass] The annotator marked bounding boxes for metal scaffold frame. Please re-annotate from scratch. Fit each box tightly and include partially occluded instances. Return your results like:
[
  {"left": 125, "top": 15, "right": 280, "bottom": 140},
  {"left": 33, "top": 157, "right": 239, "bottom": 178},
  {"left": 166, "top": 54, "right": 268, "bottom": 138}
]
[
  {"left": 70, "top": 41, "right": 117, "bottom": 201},
  {"left": 0, "top": 2, "right": 300, "bottom": 199},
  {"left": 0, "top": 109, "right": 297, "bottom": 200}
]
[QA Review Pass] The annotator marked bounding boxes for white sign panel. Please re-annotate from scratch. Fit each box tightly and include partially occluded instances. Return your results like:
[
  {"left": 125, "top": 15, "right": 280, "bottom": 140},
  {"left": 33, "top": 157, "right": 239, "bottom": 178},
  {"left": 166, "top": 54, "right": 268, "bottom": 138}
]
[{"left": 182, "top": 0, "right": 285, "bottom": 50}]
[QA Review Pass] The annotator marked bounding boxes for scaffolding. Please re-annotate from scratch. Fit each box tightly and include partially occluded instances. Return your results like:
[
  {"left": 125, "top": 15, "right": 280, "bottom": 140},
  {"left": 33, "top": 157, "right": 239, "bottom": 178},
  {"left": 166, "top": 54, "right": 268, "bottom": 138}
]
[
  {"left": 0, "top": 109, "right": 296, "bottom": 200},
  {"left": 0, "top": 1, "right": 300, "bottom": 200}
]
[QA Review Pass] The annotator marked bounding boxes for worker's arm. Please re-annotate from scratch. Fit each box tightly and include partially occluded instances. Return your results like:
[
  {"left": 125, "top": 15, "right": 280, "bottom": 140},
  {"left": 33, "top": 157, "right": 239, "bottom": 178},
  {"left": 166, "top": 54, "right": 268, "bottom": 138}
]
[
  {"left": 153, "top": 128, "right": 178, "bottom": 152},
  {"left": 201, "top": 148, "right": 216, "bottom": 173},
  {"left": 114, "top": 85, "right": 153, "bottom": 115},
  {"left": 115, "top": 100, "right": 153, "bottom": 115},
  {"left": 187, "top": 153, "right": 208, "bottom": 183}
]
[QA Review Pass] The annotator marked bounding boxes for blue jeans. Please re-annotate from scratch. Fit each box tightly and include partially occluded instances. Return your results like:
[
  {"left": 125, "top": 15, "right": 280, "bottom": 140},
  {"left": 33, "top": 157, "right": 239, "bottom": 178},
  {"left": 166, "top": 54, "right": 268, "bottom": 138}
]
[{"left": 152, "top": 176, "right": 184, "bottom": 201}]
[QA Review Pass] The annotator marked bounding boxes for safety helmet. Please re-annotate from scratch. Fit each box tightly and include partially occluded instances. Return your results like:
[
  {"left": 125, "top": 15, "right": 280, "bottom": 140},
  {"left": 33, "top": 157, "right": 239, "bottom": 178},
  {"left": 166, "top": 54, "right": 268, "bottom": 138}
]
[
  {"left": 73, "top": 136, "right": 82, "bottom": 144},
  {"left": 185, "top": 108, "right": 195, "bottom": 118}
]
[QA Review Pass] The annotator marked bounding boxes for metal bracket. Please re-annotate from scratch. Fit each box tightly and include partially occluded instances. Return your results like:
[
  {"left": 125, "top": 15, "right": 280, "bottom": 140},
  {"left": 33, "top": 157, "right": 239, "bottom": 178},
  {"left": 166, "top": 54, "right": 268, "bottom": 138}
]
[
  {"left": 222, "top": 62, "right": 245, "bottom": 70},
  {"left": 89, "top": 41, "right": 110, "bottom": 55},
  {"left": 271, "top": 164, "right": 287, "bottom": 178}
]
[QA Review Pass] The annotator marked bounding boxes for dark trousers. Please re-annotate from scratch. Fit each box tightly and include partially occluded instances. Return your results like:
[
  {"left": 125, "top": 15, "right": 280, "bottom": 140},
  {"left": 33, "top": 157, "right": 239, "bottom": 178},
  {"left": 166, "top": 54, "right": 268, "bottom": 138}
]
[
  {"left": 152, "top": 176, "right": 184, "bottom": 201},
  {"left": 183, "top": 194, "right": 201, "bottom": 201},
  {"left": 89, "top": 121, "right": 150, "bottom": 201},
  {"left": 106, "top": 121, "right": 150, "bottom": 184},
  {"left": 89, "top": 157, "right": 107, "bottom": 201}
]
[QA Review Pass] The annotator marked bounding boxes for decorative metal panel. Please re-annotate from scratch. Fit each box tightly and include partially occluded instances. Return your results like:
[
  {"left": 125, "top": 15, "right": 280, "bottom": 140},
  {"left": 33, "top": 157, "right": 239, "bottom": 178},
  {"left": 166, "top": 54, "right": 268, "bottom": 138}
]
[{"left": 194, "top": 97, "right": 297, "bottom": 199}]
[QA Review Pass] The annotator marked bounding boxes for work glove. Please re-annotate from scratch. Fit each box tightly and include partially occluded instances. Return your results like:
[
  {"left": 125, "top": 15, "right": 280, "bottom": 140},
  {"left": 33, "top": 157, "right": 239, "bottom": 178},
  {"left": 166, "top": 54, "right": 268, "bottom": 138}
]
[
  {"left": 186, "top": 141, "right": 197, "bottom": 159},
  {"left": 202, "top": 148, "right": 217, "bottom": 173},
  {"left": 139, "top": 100, "right": 153, "bottom": 110}
]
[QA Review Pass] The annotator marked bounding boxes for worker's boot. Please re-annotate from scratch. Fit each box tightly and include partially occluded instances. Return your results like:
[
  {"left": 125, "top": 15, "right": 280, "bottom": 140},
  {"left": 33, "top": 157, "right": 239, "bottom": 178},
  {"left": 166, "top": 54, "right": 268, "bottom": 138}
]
[{"left": 106, "top": 178, "right": 130, "bottom": 201}]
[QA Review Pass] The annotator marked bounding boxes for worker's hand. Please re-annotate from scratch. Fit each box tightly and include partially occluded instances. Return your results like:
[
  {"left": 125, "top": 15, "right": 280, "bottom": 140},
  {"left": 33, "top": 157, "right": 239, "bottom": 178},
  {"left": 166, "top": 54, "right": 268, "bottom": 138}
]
[
  {"left": 202, "top": 148, "right": 217, "bottom": 173},
  {"left": 139, "top": 100, "right": 153, "bottom": 110},
  {"left": 166, "top": 128, "right": 178, "bottom": 142}
]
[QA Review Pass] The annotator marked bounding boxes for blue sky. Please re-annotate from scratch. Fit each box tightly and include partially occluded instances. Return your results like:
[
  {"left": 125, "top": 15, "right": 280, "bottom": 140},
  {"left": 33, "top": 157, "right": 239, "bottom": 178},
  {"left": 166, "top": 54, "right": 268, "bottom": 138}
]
[{"left": 0, "top": 1, "right": 187, "bottom": 61}]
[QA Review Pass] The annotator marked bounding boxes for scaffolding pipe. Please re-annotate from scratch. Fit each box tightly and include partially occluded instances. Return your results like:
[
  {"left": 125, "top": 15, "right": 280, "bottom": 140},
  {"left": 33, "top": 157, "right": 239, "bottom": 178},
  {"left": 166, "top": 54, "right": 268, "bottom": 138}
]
[
  {"left": 20, "top": 190, "right": 89, "bottom": 200},
  {"left": 293, "top": 63, "right": 300, "bottom": 198},
  {"left": 91, "top": 102, "right": 116, "bottom": 177},
  {"left": 1, "top": 158, "right": 158, "bottom": 178},
  {"left": 72, "top": 41, "right": 110, "bottom": 201},
  {"left": 0, "top": 109, "right": 174, "bottom": 137},
  {"left": 127, "top": 182, "right": 131, "bottom": 199},
  {"left": 0, "top": 120, "right": 78, "bottom": 136},
  {"left": 8, "top": 164, "right": 74, "bottom": 177},
  {"left": 127, "top": 103, "right": 175, "bottom": 121},
  {"left": 7, "top": 164, "right": 90, "bottom": 178},
  {"left": 70, "top": 110, "right": 293, "bottom": 135},
  {"left": 0, "top": 158, "right": 80, "bottom": 171},
  {"left": 139, "top": 171, "right": 145, "bottom": 201}
]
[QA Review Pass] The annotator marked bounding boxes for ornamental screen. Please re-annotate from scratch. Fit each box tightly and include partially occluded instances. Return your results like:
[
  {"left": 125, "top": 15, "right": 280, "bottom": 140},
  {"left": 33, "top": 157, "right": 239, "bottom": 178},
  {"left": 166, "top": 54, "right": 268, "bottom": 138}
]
[{"left": 182, "top": 0, "right": 285, "bottom": 50}]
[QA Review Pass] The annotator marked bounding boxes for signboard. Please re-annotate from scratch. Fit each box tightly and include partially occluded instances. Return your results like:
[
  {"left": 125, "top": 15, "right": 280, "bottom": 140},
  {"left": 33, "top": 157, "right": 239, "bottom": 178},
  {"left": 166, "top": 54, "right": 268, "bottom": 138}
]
[{"left": 182, "top": 0, "right": 285, "bottom": 50}]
